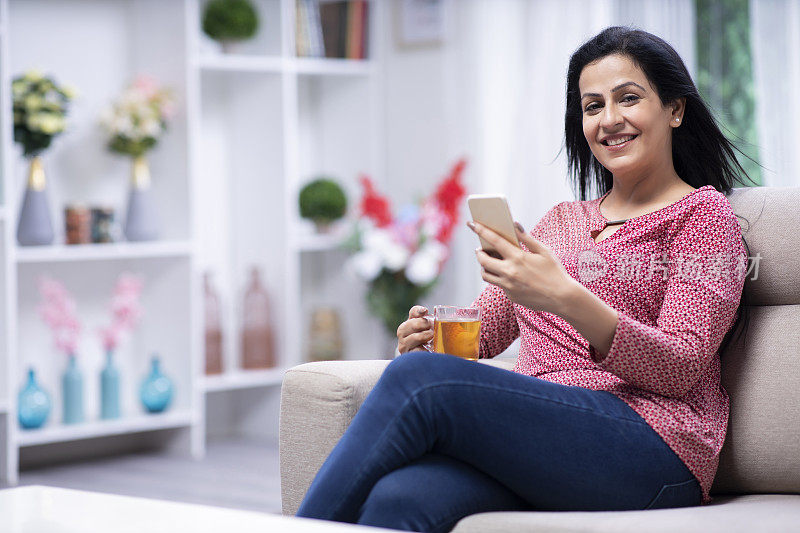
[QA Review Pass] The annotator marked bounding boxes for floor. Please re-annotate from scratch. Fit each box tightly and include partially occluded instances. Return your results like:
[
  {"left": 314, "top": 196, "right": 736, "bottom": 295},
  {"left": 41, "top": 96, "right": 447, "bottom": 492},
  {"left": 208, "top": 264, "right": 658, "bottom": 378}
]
[{"left": 13, "top": 439, "right": 283, "bottom": 514}]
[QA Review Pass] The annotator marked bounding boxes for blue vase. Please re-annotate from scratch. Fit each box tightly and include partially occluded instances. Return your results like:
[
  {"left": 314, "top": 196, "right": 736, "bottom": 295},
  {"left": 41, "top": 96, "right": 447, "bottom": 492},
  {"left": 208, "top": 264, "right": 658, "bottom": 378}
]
[
  {"left": 18, "top": 368, "right": 51, "bottom": 429},
  {"left": 140, "top": 355, "right": 173, "bottom": 413},
  {"left": 101, "top": 351, "right": 121, "bottom": 420},
  {"left": 62, "top": 355, "right": 84, "bottom": 424},
  {"left": 17, "top": 156, "right": 54, "bottom": 246}
]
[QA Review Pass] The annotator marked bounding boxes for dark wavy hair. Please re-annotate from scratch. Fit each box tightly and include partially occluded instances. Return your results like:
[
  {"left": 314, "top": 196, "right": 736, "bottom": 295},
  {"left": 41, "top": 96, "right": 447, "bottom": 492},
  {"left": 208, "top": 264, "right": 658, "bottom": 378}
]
[{"left": 564, "top": 26, "right": 757, "bottom": 358}]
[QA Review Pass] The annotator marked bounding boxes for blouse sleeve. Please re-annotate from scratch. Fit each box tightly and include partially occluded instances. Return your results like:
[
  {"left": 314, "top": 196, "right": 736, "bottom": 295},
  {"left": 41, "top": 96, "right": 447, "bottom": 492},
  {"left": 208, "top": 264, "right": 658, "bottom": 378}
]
[
  {"left": 471, "top": 284, "right": 519, "bottom": 358},
  {"left": 589, "top": 197, "right": 747, "bottom": 399},
  {"left": 471, "top": 202, "right": 565, "bottom": 359}
]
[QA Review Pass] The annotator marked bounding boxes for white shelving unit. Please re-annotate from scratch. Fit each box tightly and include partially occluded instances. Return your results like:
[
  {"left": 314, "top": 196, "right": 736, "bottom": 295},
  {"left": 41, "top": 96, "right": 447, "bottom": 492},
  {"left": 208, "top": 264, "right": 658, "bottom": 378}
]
[
  {"left": 191, "top": 0, "right": 386, "bottom": 445},
  {"left": 0, "top": 0, "right": 386, "bottom": 484},
  {"left": 17, "top": 410, "right": 195, "bottom": 448},
  {"left": 15, "top": 241, "right": 194, "bottom": 264}
]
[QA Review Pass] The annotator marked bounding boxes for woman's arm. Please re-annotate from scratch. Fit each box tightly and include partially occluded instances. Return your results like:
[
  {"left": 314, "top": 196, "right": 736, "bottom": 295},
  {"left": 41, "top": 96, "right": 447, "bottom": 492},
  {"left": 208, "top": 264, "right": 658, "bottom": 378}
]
[
  {"left": 554, "top": 281, "right": 618, "bottom": 360},
  {"left": 560, "top": 199, "right": 747, "bottom": 399}
]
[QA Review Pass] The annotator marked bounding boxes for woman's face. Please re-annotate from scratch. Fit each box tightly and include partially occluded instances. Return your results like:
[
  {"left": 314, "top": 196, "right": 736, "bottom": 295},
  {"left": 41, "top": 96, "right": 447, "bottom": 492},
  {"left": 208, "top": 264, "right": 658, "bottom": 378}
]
[{"left": 579, "top": 54, "right": 683, "bottom": 180}]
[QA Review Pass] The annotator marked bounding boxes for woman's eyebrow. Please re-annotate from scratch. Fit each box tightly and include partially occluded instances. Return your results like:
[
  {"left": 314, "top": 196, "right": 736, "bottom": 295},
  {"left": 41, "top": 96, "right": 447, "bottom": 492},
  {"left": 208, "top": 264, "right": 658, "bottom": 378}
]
[{"left": 581, "top": 81, "right": 647, "bottom": 99}]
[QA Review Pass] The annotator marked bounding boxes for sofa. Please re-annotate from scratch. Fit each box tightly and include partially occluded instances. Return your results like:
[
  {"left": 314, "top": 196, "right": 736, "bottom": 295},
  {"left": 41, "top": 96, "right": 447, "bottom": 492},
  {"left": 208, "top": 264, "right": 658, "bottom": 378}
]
[{"left": 279, "top": 186, "right": 800, "bottom": 532}]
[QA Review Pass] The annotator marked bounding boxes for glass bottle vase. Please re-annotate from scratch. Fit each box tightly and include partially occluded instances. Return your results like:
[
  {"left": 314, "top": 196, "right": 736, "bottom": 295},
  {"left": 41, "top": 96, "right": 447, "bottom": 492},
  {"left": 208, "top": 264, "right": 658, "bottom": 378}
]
[
  {"left": 101, "top": 350, "right": 121, "bottom": 420},
  {"left": 62, "top": 354, "right": 84, "bottom": 425},
  {"left": 18, "top": 368, "right": 51, "bottom": 429}
]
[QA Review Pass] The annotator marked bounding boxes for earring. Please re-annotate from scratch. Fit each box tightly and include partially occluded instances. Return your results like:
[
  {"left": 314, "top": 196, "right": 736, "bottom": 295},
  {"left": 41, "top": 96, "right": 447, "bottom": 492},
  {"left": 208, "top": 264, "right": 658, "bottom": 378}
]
[{"left": 675, "top": 117, "right": 681, "bottom": 123}]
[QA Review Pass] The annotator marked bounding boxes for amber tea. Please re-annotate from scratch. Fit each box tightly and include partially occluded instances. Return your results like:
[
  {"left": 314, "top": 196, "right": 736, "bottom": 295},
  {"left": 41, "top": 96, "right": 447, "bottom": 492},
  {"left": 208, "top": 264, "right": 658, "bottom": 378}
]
[{"left": 433, "top": 318, "right": 481, "bottom": 360}]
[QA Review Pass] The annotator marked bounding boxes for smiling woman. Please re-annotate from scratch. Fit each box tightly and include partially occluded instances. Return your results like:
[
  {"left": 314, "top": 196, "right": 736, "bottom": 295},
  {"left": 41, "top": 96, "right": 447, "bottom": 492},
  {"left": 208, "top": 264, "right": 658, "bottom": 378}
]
[{"left": 296, "top": 26, "right": 757, "bottom": 532}]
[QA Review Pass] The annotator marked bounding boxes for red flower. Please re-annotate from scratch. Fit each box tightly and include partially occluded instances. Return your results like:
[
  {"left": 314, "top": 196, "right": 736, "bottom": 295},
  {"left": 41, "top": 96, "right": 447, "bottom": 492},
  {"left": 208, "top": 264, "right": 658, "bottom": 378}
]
[
  {"left": 359, "top": 175, "right": 393, "bottom": 227},
  {"left": 431, "top": 158, "right": 468, "bottom": 243}
]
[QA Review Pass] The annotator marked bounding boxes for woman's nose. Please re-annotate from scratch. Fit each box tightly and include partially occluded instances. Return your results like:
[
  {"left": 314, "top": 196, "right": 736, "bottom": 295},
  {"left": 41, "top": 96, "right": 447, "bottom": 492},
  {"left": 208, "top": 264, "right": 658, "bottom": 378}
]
[{"left": 599, "top": 103, "right": 623, "bottom": 129}]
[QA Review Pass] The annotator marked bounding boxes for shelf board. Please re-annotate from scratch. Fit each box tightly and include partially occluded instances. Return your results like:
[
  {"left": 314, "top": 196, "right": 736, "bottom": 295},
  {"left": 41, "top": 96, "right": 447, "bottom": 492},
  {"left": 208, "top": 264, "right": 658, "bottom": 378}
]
[
  {"left": 293, "top": 232, "right": 348, "bottom": 252},
  {"left": 196, "top": 53, "right": 284, "bottom": 73},
  {"left": 195, "top": 54, "right": 373, "bottom": 77},
  {"left": 294, "top": 57, "right": 374, "bottom": 76},
  {"left": 202, "top": 367, "right": 287, "bottom": 393},
  {"left": 16, "top": 240, "right": 193, "bottom": 264},
  {"left": 17, "top": 410, "right": 194, "bottom": 447}
]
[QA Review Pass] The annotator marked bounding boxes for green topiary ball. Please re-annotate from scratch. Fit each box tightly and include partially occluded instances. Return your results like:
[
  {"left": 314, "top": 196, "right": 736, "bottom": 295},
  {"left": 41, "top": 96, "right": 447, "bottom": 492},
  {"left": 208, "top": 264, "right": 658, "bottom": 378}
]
[
  {"left": 202, "top": 0, "right": 259, "bottom": 42},
  {"left": 299, "top": 178, "right": 348, "bottom": 227}
]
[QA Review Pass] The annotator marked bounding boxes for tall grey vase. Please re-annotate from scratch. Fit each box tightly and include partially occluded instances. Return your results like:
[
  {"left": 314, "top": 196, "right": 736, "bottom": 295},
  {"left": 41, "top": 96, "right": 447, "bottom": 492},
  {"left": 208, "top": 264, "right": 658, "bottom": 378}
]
[
  {"left": 17, "top": 156, "right": 54, "bottom": 246},
  {"left": 124, "top": 155, "right": 160, "bottom": 242}
]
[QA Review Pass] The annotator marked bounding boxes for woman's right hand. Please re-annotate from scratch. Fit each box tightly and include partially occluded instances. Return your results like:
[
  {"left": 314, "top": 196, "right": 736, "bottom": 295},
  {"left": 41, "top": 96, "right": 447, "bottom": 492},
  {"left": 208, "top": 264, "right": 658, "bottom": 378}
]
[{"left": 396, "top": 306, "right": 434, "bottom": 354}]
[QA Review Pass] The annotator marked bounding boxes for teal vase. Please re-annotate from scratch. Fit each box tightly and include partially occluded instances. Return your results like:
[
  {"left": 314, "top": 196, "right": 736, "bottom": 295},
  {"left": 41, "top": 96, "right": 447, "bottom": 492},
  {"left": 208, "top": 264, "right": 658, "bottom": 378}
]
[
  {"left": 18, "top": 368, "right": 51, "bottom": 429},
  {"left": 140, "top": 355, "right": 173, "bottom": 413},
  {"left": 62, "top": 355, "right": 84, "bottom": 424},
  {"left": 100, "top": 351, "right": 121, "bottom": 420}
]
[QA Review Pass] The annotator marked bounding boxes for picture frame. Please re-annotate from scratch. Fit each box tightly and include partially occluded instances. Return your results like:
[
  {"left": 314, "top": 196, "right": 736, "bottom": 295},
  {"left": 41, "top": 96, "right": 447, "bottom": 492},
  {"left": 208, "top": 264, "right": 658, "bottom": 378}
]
[{"left": 395, "top": 0, "right": 447, "bottom": 48}]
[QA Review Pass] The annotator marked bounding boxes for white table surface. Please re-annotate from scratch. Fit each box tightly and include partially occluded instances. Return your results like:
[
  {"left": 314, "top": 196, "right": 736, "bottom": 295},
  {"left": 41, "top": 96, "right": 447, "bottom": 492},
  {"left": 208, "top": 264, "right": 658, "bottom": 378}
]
[{"left": 0, "top": 486, "right": 399, "bottom": 533}]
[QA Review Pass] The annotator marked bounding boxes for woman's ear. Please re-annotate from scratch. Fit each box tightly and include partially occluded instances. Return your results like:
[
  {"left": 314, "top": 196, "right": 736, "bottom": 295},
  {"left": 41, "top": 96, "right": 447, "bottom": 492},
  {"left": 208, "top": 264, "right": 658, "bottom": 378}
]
[{"left": 671, "top": 97, "right": 686, "bottom": 127}]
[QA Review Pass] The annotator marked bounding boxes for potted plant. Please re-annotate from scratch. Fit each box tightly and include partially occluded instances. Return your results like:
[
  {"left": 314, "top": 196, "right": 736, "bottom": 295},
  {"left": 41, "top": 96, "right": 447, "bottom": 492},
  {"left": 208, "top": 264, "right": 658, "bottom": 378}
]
[
  {"left": 202, "top": 0, "right": 260, "bottom": 53},
  {"left": 12, "top": 70, "right": 76, "bottom": 246},
  {"left": 100, "top": 75, "right": 174, "bottom": 242},
  {"left": 299, "top": 177, "right": 348, "bottom": 233},
  {"left": 347, "top": 159, "right": 468, "bottom": 340}
]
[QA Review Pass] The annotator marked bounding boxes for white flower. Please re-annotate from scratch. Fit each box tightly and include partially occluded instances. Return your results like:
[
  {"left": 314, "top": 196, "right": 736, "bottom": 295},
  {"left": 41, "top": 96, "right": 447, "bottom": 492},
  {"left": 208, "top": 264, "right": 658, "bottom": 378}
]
[
  {"left": 349, "top": 250, "right": 383, "bottom": 281},
  {"left": 405, "top": 241, "right": 447, "bottom": 285},
  {"left": 363, "top": 229, "right": 408, "bottom": 272},
  {"left": 141, "top": 117, "right": 161, "bottom": 137}
]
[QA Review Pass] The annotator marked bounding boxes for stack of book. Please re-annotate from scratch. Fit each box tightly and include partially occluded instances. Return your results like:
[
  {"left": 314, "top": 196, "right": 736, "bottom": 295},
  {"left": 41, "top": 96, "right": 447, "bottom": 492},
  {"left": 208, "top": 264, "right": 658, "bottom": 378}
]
[{"left": 296, "top": 0, "right": 369, "bottom": 60}]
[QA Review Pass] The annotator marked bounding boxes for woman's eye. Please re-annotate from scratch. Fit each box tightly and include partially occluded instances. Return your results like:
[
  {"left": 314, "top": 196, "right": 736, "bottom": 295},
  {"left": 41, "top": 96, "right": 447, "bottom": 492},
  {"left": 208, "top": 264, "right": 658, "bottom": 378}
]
[
  {"left": 584, "top": 103, "right": 601, "bottom": 112},
  {"left": 621, "top": 94, "right": 640, "bottom": 103}
]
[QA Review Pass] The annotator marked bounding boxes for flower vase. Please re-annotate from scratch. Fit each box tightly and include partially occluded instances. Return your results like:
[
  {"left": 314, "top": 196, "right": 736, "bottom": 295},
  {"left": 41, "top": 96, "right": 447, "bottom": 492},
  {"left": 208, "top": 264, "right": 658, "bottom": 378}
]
[
  {"left": 16, "top": 156, "right": 54, "bottom": 246},
  {"left": 62, "top": 355, "right": 84, "bottom": 424},
  {"left": 140, "top": 355, "right": 173, "bottom": 413},
  {"left": 124, "top": 155, "right": 160, "bottom": 242},
  {"left": 18, "top": 368, "right": 51, "bottom": 429},
  {"left": 100, "top": 351, "right": 121, "bottom": 420}
]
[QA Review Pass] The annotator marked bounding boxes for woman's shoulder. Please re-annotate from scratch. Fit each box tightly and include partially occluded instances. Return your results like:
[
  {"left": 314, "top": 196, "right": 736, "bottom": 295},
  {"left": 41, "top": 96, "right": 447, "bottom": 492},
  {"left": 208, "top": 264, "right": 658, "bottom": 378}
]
[{"left": 680, "top": 185, "right": 737, "bottom": 219}]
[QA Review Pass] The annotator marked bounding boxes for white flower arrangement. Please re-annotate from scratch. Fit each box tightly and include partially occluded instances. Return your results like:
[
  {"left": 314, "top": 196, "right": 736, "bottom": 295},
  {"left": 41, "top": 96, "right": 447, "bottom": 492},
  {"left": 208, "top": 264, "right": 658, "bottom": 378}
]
[{"left": 100, "top": 75, "right": 175, "bottom": 158}]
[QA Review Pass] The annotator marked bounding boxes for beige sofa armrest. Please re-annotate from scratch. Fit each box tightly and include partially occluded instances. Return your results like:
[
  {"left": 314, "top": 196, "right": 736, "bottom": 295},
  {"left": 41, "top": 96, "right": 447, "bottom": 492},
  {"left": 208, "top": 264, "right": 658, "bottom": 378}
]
[{"left": 278, "top": 356, "right": 517, "bottom": 516}]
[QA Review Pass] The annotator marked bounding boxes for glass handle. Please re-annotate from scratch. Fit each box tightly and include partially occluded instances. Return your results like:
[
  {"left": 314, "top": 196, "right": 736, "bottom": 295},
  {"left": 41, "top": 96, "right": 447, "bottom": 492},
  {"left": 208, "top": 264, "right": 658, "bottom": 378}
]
[{"left": 422, "top": 315, "right": 435, "bottom": 352}]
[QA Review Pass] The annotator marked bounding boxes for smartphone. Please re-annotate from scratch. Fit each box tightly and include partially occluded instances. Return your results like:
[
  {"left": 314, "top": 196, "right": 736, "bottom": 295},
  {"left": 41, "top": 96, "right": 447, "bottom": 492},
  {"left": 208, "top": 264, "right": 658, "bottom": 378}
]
[{"left": 467, "top": 194, "right": 520, "bottom": 259}]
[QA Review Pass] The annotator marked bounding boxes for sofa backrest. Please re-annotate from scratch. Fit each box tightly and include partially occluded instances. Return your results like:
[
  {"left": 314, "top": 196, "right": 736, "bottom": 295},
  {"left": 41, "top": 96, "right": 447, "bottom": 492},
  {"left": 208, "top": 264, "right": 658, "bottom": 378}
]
[{"left": 711, "top": 186, "right": 800, "bottom": 495}]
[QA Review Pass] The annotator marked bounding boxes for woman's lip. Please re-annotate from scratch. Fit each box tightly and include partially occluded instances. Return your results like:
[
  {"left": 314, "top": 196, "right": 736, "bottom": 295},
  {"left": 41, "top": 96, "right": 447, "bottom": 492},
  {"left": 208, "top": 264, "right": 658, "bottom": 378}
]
[{"left": 603, "top": 135, "right": 637, "bottom": 151}]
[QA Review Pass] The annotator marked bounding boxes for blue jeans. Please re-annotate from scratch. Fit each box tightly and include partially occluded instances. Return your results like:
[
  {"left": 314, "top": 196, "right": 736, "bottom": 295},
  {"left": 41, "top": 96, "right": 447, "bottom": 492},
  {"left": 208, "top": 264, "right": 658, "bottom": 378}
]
[{"left": 296, "top": 352, "right": 702, "bottom": 532}]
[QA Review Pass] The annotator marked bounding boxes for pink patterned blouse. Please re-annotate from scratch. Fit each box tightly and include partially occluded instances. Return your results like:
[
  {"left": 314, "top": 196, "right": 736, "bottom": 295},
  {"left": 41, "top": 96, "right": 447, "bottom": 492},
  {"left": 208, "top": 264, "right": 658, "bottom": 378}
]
[{"left": 471, "top": 185, "right": 747, "bottom": 505}]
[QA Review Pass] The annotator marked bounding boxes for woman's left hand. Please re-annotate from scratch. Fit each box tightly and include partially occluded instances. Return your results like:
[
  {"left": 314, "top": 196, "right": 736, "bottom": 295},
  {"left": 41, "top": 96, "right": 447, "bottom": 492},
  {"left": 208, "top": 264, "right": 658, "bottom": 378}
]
[{"left": 468, "top": 221, "right": 576, "bottom": 315}]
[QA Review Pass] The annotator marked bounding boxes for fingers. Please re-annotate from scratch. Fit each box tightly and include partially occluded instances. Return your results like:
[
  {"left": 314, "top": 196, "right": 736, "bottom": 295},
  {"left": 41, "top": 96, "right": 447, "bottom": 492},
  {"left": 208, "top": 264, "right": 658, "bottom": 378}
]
[
  {"left": 475, "top": 248, "right": 504, "bottom": 274},
  {"left": 514, "top": 221, "right": 545, "bottom": 253},
  {"left": 408, "top": 305, "right": 428, "bottom": 319},
  {"left": 467, "top": 221, "right": 519, "bottom": 259},
  {"left": 398, "top": 329, "right": 435, "bottom": 354}
]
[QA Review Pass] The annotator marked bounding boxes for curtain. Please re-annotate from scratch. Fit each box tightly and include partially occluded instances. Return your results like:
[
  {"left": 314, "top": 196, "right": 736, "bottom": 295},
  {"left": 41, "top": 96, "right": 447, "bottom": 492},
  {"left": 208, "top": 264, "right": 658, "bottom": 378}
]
[{"left": 750, "top": 0, "right": 800, "bottom": 187}]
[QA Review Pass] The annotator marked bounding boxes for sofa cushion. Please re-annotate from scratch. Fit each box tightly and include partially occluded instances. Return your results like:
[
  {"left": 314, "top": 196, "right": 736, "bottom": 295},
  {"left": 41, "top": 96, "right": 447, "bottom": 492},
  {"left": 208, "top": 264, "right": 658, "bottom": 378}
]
[
  {"left": 451, "top": 494, "right": 800, "bottom": 533},
  {"left": 713, "top": 304, "right": 800, "bottom": 494},
  {"left": 727, "top": 187, "right": 800, "bottom": 306}
]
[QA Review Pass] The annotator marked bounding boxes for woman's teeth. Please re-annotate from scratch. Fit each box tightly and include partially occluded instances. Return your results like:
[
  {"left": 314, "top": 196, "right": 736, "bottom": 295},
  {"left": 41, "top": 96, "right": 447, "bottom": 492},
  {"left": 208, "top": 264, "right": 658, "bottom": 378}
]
[{"left": 604, "top": 135, "right": 636, "bottom": 146}]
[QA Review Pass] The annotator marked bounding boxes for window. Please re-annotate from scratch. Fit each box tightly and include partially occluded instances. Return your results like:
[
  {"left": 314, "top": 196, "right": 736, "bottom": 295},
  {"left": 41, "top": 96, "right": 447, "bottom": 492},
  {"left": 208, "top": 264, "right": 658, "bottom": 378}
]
[{"left": 695, "top": 0, "right": 761, "bottom": 185}]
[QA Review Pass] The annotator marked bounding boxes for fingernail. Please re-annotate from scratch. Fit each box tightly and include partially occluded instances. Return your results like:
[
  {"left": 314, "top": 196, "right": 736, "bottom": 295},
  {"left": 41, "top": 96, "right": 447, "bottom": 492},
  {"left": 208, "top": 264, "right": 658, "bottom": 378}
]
[
  {"left": 466, "top": 221, "right": 476, "bottom": 230},
  {"left": 514, "top": 222, "right": 524, "bottom": 233}
]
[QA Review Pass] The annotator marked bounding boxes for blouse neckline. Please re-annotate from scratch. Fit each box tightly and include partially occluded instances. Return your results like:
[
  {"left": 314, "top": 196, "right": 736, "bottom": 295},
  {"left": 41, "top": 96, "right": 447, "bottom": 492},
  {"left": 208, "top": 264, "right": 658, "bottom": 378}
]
[{"left": 589, "top": 185, "right": 714, "bottom": 244}]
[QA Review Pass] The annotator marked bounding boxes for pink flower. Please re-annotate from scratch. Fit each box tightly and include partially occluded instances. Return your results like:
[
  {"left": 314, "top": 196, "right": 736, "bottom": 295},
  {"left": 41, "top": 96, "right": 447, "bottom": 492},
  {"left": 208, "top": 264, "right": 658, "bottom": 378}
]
[
  {"left": 99, "top": 273, "right": 144, "bottom": 352},
  {"left": 38, "top": 276, "right": 82, "bottom": 356},
  {"left": 132, "top": 75, "right": 159, "bottom": 99}
]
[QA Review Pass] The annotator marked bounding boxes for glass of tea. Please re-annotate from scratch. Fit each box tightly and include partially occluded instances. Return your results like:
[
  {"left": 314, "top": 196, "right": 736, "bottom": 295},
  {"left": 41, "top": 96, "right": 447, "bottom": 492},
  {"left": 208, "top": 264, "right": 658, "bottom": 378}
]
[{"left": 423, "top": 306, "right": 481, "bottom": 360}]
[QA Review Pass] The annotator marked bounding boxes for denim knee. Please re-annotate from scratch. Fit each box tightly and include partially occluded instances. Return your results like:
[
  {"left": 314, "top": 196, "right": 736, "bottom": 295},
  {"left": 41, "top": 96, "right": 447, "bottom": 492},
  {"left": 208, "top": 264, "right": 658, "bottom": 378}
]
[{"left": 358, "top": 470, "right": 451, "bottom": 533}]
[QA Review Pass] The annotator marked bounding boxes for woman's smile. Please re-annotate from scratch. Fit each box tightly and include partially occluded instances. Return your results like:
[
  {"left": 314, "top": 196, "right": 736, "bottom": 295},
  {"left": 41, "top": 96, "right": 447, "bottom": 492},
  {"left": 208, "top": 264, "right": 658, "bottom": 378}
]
[{"left": 601, "top": 134, "right": 638, "bottom": 151}]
